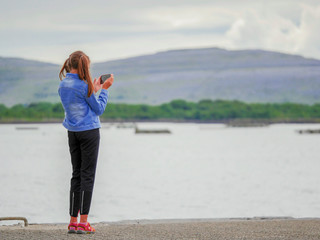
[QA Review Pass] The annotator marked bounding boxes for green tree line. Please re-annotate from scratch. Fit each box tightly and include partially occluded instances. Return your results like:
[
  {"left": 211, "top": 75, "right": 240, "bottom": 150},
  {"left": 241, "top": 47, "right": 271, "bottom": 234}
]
[{"left": 0, "top": 99, "right": 320, "bottom": 122}]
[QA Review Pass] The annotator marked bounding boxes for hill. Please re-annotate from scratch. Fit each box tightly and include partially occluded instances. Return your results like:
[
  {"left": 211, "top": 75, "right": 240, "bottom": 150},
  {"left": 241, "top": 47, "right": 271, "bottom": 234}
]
[{"left": 1, "top": 47, "right": 320, "bottom": 106}]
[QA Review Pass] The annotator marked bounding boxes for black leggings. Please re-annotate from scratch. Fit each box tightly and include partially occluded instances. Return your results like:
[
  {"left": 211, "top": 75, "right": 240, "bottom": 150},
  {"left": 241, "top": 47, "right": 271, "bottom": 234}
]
[{"left": 68, "top": 128, "right": 100, "bottom": 217}]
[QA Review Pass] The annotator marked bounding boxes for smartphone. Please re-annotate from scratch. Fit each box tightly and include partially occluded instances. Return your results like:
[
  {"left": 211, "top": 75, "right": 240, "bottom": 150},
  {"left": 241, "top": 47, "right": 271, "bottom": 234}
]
[{"left": 100, "top": 74, "right": 111, "bottom": 84}]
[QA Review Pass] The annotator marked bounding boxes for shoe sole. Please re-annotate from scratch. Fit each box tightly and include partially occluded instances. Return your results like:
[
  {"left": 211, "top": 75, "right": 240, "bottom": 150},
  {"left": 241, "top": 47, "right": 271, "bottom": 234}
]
[{"left": 68, "top": 229, "right": 77, "bottom": 234}]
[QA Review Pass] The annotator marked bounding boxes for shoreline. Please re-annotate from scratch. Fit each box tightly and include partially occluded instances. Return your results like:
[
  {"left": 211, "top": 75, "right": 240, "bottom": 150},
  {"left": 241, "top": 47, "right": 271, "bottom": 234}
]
[{"left": 1, "top": 119, "right": 320, "bottom": 124}]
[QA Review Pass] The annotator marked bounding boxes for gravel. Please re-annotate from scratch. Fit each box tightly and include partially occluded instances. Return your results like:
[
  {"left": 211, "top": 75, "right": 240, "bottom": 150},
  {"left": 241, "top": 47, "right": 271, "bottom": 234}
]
[{"left": 1, "top": 218, "right": 320, "bottom": 240}]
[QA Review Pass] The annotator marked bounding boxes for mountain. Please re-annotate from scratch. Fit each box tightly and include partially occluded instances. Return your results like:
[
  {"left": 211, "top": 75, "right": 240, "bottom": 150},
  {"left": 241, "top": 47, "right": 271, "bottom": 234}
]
[
  {"left": 1, "top": 47, "right": 320, "bottom": 106},
  {"left": 0, "top": 57, "right": 59, "bottom": 106}
]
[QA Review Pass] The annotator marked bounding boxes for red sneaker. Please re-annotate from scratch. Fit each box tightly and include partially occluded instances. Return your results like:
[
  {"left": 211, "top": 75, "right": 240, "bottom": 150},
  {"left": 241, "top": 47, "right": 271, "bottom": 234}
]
[
  {"left": 68, "top": 222, "right": 78, "bottom": 234},
  {"left": 77, "top": 222, "right": 95, "bottom": 234}
]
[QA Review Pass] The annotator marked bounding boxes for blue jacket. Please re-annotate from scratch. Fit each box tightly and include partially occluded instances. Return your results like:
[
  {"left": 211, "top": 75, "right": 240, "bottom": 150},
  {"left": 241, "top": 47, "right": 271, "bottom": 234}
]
[{"left": 58, "top": 73, "right": 108, "bottom": 132}]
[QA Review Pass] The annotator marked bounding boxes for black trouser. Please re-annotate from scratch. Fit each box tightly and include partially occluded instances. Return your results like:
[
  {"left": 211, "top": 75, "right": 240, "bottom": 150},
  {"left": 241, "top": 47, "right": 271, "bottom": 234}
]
[{"left": 68, "top": 128, "right": 100, "bottom": 217}]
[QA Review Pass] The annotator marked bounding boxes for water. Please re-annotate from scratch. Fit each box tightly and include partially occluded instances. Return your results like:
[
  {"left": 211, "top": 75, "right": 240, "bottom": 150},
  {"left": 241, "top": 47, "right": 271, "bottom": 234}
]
[{"left": 0, "top": 123, "right": 319, "bottom": 224}]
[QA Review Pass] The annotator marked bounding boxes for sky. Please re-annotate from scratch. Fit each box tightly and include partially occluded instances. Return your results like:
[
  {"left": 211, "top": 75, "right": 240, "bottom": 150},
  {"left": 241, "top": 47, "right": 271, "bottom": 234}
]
[{"left": 1, "top": 0, "right": 320, "bottom": 64}]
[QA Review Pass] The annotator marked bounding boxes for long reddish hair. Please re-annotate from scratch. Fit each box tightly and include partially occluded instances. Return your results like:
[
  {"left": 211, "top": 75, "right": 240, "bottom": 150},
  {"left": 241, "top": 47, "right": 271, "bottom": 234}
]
[{"left": 59, "top": 51, "right": 94, "bottom": 97}]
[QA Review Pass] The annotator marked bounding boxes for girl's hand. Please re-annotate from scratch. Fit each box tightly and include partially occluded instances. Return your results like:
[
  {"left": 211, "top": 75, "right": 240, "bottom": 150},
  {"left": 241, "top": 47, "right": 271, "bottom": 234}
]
[
  {"left": 93, "top": 77, "right": 102, "bottom": 93},
  {"left": 102, "top": 74, "right": 114, "bottom": 90}
]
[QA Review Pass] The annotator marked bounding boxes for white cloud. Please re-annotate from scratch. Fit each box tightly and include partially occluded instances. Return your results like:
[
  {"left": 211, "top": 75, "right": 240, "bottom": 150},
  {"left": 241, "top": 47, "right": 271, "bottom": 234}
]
[
  {"left": 293, "top": 4, "right": 320, "bottom": 57},
  {"left": 224, "top": 4, "right": 320, "bottom": 59},
  {"left": 141, "top": 6, "right": 237, "bottom": 31}
]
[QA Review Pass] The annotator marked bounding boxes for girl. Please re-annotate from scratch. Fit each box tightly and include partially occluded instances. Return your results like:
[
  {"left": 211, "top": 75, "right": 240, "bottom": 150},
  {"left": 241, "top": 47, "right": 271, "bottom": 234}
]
[{"left": 58, "top": 51, "right": 114, "bottom": 234}]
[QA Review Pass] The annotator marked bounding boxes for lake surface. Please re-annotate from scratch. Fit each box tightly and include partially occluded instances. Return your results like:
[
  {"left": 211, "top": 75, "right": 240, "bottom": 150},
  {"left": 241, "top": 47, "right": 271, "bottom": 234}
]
[{"left": 0, "top": 123, "right": 319, "bottom": 224}]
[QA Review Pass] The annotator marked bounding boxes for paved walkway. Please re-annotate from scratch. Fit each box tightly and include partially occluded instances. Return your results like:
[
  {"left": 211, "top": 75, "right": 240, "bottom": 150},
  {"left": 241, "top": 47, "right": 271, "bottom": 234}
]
[{"left": 1, "top": 218, "right": 320, "bottom": 240}]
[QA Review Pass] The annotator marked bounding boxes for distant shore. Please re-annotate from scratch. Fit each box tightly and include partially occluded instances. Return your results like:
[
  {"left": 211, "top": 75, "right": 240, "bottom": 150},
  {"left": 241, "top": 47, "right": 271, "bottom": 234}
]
[{"left": 1, "top": 100, "right": 320, "bottom": 125}]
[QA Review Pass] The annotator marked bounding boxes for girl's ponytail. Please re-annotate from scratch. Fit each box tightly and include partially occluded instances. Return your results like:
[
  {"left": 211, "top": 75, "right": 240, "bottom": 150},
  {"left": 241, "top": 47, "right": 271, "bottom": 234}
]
[
  {"left": 59, "top": 58, "right": 70, "bottom": 80},
  {"left": 78, "top": 55, "right": 93, "bottom": 97}
]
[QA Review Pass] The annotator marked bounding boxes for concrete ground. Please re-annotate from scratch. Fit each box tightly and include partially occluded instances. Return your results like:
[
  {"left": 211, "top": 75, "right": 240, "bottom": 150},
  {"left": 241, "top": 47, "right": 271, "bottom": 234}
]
[{"left": 1, "top": 218, "right": 320, "bottom": 240}]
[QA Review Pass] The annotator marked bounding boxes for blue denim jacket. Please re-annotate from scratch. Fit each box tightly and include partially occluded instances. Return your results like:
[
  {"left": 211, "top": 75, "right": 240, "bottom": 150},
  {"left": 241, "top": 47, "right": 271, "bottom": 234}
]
[{"left": 58, "top": 73, "right": 108, "bottom": 132}]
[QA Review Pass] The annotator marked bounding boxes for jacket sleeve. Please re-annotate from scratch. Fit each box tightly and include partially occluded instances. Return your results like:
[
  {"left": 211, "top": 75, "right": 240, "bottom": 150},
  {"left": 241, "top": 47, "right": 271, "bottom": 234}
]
[{"left": 85, "top": 89, "right": 109, "bottom": 116}]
